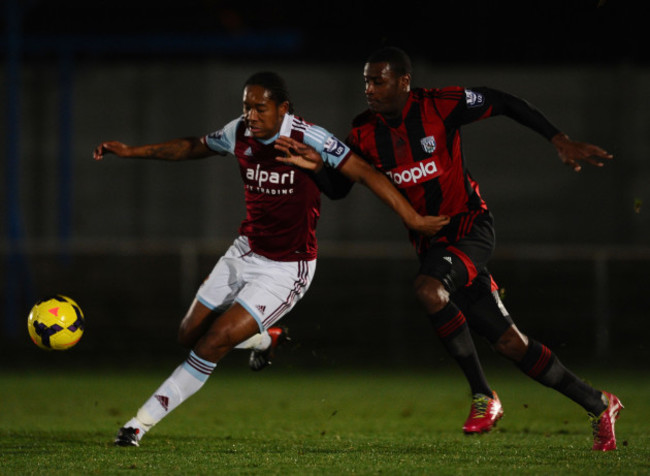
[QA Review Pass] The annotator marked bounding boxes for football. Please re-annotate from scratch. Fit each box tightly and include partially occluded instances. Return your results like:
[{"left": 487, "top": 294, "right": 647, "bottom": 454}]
[{"left": 27, "top": 295, "right": 85, "bottom": 351}]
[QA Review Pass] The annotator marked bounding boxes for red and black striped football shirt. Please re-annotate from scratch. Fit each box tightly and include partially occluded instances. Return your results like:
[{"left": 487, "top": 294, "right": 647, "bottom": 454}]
[{"left": 347, "top": 86, "right": 559, "bottom": 252}]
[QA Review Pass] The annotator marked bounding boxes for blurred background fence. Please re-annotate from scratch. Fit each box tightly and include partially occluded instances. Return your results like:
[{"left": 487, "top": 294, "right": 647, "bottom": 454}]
[
  {"left": 2, "top": 240, "right": 649, "bottom": 369},
  {"left": 2, "top": 1, "right": 648, "bottom": 368}
]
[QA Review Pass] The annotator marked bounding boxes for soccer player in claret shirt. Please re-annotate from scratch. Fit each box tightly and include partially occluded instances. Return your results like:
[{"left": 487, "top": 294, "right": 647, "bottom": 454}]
[
  {"left": 93, "top": 71, "right": 447, "bottom": 447},
  {"left": 275, "top": 48, "right": 622, "bottom": 451}
]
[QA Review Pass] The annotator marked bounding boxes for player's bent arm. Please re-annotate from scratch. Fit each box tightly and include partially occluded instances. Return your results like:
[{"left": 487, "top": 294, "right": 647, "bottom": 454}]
[
  {"left": 275, "top": 135, "right": 448, "bottom": 234},
  {"left": 93, "top": 137, "right": 214, "bottom": 161},
  {"left": 340, "top": 154, "right": 449, "bottom": 236}
]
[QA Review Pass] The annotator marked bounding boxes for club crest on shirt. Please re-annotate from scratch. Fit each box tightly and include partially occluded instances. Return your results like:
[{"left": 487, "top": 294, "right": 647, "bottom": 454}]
[
  {"left": 420, "top": 135, "right": 437, "bottom": 154},
  {"left": 465, "top": 89, "right": 485, "bottom": 108}
]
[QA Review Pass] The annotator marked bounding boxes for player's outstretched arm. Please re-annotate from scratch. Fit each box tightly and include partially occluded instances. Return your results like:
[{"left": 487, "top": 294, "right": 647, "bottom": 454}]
[
  {"left": 93, "top": 137, "right": 214, "bottom": 161},
  {"left": 275, "top": 135, "right": 449, "bottom": 236},
  {"left": 551, "top": 133, "right": 613, "bottom": 172},
  {"left": 341, "top": 155, "right": 450, "bottom": 236},
  {"left": 479, "top": 89, "right": 613, "bottom": 172}
]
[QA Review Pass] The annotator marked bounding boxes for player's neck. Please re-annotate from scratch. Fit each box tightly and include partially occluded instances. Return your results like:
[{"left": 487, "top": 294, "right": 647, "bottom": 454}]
[{"left": 380, "top": 93, "right": 409, "bottom": 125}]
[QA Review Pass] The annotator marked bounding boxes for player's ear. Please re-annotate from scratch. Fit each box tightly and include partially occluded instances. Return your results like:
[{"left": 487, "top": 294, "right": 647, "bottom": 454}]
[
  {"left": 399, "top": 73, "right": 411, "bottom": 92},
  {"left": 278, "top": 101, "right": 290, "bottom": 116}
]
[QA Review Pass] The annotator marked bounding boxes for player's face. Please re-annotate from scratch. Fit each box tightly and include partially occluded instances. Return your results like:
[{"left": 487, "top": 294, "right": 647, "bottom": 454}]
[
  {"left": 363, "top": 62, "right": 410, "bottom": 119},
  {"left": 242, "top": 85, "right": 289, "bottom": 140}
]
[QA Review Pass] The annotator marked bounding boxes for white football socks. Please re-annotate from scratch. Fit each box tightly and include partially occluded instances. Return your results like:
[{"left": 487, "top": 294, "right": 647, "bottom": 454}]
[
  {"left": 124, "top": 351, "right": 216, "bottom": 440},
  {"left": 234, "top": 331, "right": 271, "bottom": 351}
]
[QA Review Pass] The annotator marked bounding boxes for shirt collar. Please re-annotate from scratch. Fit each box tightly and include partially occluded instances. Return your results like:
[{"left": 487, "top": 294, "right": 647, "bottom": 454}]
[{"left": 245, "top": 113, "right": 294, "bottom": 145}]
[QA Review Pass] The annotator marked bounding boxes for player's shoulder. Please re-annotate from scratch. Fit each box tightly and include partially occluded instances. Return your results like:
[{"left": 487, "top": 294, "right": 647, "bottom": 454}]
[
  {"left": 288, "top": 114, "right": 335, "bottom": 149},
  {"left": 415, "top": 86, "right": 469, "bottom": 118},
  {"left": 204, "top": 116, "right": 243, "bottom": 153},
  {"left": 414, "top": 86, "right": 465, "bottom": 103},
  {"left": 289, "top": 114, "right": 321, "bottom": 137},
  {"left": 289, "top": 114, "right": 313, "bottom": 129}
]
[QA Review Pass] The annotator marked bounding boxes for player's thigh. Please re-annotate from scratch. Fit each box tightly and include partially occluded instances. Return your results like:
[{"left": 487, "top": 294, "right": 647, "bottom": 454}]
[
  {"left": 181, "top": 237, "right": 250, "bottom": 345},
  {"left": 200, "top": 302, "right": 260, "bottom": 348},
  {"left": 195, "top": 237, "right": 249, "bottom": 313},
  {"left": 419, "top": 213, "right": 495, "bottom": 293},
  {"left": 193, "top": 302, "right": 261, "bottom": 361}
]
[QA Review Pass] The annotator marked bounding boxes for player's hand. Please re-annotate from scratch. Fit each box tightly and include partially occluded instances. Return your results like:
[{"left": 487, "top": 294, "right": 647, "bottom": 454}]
[
  {"left": 551, "top": 133, "right": 613, "bottom": 172},
  {"left": 275, "top": 136, "right": 324, "bottom": 171},
  {"left": 410, "top": 214, "right": 450, "bottom": 236},
  {"left": 93, "top": 141, "right": 130, "bottom": 161}
]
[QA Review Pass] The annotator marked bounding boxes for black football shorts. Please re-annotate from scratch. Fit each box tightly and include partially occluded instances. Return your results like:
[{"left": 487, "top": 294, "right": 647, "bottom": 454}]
[{"left": 418, "top": 210, "right": 495, "bottom": 293}]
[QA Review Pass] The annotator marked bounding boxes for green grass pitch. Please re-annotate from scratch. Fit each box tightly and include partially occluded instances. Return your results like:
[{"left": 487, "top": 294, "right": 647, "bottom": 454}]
[{"left": 1, "top": 364, "right": 648, "bottom": 475}]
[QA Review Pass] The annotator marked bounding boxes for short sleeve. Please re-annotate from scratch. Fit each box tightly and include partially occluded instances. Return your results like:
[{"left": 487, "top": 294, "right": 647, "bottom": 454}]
[
  {"left": 302, "top": 124, "right": 352, "bottom": 169},
  {"left": 204, "top": 117, "right": 241, "bottom": 155}
]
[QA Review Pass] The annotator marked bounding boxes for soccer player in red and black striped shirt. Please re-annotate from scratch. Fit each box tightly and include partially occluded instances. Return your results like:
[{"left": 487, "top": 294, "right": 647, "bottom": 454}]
[{"left": 277, "top": 47, "right": 621, "bottom": 451}]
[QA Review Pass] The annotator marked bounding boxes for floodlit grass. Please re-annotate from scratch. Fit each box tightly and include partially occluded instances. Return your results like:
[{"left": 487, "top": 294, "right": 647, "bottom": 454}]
[{"left": 1, "top": 365, "right": 648, "bottom": 475}]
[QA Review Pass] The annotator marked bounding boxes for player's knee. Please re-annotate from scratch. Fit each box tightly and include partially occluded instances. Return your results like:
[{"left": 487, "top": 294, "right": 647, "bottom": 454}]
[
  {"left": 494, "top": 327, "right": 528, "bottom": 361},
  {"left": 189, "top": 326, "right": 237, "bottom": 363},
  {"left": 414, "top": 276, "right": 449, "bottom": 314}
]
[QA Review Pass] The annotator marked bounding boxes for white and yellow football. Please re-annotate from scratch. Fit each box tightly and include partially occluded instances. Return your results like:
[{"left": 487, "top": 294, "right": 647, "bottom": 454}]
[{"left": 27, "top": 295, "right": 85, "bottom": 351}]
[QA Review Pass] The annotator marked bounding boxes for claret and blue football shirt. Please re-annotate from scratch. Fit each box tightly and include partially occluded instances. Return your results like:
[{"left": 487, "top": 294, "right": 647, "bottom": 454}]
[{"left": 204, "top": 113, "right": 352, "bottom": 262}]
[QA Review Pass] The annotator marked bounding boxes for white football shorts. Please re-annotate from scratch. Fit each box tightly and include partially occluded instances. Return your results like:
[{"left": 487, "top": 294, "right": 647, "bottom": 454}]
[{"left": 196, "top": 236, "right": 316, "bottom": 331}]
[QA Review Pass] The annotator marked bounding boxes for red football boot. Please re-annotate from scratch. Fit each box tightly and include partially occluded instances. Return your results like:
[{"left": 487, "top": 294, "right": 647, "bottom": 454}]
[
  {"left": 590, "top": 391, "right": 623, "bottom": 451},
  {"left": 463, "top": 391, "right": 504, "bottom": 434}
]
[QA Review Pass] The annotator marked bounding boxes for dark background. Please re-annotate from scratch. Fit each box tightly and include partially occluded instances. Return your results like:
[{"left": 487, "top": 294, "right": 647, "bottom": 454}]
[
  {"left": 2, "top": 0, "right": 648, "bottom": 370},
  {"left": 10, "top": 0, "right": 643, "bottom": 64}
]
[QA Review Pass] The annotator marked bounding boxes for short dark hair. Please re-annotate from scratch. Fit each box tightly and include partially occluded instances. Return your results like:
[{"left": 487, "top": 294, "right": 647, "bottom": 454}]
[
  {"left": 244, "top": 71, "right": 294, "bottom": 113},
  {"left": 366, "top": 47, "right": 412, "bottom": 76}
]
